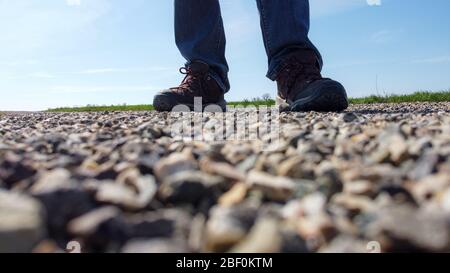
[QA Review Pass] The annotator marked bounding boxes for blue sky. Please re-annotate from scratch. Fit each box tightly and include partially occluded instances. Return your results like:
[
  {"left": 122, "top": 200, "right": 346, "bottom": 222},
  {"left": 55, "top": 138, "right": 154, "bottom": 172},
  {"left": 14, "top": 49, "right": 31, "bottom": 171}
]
[{"left": 0, "top": 0, "right": 449, "bottom": 111}]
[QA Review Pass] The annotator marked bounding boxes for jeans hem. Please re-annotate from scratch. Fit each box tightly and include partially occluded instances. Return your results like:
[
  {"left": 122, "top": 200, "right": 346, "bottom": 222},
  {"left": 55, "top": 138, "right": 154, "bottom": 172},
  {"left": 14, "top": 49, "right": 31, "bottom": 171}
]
[
  {"left": 209, "top": 72, "right": 229, "bottom": 93},
  {"left": 266, "top": 46, "right": 323, "bottom": 81},
  {"left": 185, "top": 60, "right": 229, "bottom": 93}
]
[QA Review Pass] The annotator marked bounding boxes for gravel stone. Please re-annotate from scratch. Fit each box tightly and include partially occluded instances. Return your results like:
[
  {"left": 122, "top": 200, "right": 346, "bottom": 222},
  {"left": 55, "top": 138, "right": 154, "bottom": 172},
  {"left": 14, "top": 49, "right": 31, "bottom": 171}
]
[{"left": 0, "top": 190, "right": 46, "bottom": 253}]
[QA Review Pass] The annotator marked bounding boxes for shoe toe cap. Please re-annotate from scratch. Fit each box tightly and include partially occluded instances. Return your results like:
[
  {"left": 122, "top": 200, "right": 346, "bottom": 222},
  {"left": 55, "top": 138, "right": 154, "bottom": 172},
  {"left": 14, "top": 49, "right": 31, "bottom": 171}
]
[
  {"left": 153, "top": 91, "right": 179, "bottom": 112},
  {"left": 290, "top": 79, "right": 349, "bottom": 112}
]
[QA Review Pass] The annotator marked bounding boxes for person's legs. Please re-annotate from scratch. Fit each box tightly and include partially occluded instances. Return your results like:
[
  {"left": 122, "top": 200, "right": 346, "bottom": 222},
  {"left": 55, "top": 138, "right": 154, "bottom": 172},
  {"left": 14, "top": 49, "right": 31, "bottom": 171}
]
[
  {"left": 153, "top": 0, "right": 229, "bottom": 112},
  {"left": 256, "top": 0, "right": 322, "bottom": 80},
  {"left": 175, "top": 0, "right": 229, "bottom": 92},
  {"left": 256, "top": 0, "right": 348, "bottom": 112}
]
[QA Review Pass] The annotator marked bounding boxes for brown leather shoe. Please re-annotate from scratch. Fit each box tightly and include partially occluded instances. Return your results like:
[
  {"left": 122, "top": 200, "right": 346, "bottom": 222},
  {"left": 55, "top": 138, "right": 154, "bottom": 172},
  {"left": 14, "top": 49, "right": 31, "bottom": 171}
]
[
  {"left": 276, "top": 51, "right": 349, "bottom": 112},
  {"left": 153, "top": 61, "right": 226, "bottom": 112}
]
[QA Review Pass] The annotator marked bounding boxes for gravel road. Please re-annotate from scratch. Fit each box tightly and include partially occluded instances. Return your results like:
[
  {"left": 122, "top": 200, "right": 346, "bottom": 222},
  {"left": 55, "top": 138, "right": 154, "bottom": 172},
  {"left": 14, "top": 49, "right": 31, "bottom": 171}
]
[{"left": 1, "top": 102, "right": 449, "bottom": 253}]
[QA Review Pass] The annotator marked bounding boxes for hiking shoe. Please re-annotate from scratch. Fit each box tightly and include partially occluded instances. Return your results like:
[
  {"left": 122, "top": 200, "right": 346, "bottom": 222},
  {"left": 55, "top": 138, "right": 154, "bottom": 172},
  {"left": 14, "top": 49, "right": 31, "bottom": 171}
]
[
  {"left": 153, "top": 61, "right": 226, "bottom": 112},
  {"left": 276, "top": 51, "right": 349, "bottom": 112}
]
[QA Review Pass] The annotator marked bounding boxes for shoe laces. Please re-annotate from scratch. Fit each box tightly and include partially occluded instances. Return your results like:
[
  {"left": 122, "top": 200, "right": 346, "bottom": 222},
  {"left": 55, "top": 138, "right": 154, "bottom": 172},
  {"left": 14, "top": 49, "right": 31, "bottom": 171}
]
[{"left": 172, "top": 66, "right": 209, "bottom": 95}]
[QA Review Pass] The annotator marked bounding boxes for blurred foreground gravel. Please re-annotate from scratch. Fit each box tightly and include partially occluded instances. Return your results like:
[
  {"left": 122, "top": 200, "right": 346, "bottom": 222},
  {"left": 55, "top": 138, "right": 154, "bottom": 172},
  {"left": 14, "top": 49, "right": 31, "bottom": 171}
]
[{"left": 0, "top": 102, "right": 449, "bottom": 253}]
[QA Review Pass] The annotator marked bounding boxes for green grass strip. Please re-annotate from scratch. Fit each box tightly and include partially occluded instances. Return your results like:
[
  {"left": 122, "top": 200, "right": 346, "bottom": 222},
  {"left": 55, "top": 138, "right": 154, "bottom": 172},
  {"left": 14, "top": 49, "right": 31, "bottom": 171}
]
[{"left": 46, "top": 90, "right": 449, "bottom": 112}]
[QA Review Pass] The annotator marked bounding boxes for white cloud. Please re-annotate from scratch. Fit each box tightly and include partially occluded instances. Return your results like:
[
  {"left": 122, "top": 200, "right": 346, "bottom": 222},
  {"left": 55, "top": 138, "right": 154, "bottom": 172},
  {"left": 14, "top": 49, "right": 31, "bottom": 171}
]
[
  {"left": 29, "top": 72, "right": 56, "bottom": 79},
  {"left": 412, "top": 55, "right": 450, "bottom": 64},
  {"left": 49, "top": 85, "right": 160, "bottom": 94},
  {"left": 367, "top": 0, "right": 382, "bottom": 6},
  {"left": 74, "top": 66, "right": 173, "bottom": 75},
  {"left": 66, "top": 0, "right": 81, "bottom": 6},
  {"left": 75, "top": 68, "right": 130, "bottom": 75},
  {"left": 0, "top": 59, "right": 39, "bottom": 67},
  {"left": 371, "top": 30, "right": 391, "bottom": 43},
  {"left": 326, "top": 59, "right": 393, "bottom": 68},
  {"left": 370, "top": 29, "right": 402, "bottom": 44}
]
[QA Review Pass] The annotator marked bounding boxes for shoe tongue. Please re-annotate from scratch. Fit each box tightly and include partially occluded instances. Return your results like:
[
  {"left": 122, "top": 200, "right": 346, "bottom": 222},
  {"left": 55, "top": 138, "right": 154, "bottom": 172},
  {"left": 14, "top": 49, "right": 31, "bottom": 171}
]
[{"left": 188, "top": 62, "right": 209, "bottom": 74}]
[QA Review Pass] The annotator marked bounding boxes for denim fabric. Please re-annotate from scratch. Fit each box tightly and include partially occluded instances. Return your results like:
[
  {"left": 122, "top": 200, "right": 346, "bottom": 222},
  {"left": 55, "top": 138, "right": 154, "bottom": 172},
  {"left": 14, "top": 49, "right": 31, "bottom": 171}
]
[{"left": 174, "top": 0, "right": 322, "bottom": 93}]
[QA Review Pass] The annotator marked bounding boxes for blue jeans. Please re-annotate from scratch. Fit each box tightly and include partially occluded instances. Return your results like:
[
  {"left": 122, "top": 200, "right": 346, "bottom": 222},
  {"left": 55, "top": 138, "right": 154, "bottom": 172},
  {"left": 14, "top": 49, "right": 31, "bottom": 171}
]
[{"left": 175, "top": 0, "right": 323, "bottom": 93}]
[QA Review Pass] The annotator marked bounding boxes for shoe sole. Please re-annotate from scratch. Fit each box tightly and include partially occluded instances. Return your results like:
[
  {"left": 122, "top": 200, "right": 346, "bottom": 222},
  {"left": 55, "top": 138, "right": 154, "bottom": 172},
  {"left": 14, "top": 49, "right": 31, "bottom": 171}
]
[
  {"left": 153, "top": 95, "right": 227, "bottom": 112},
  {"left": 288, "top": 85, "right": 349, "bottom": 113}
]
